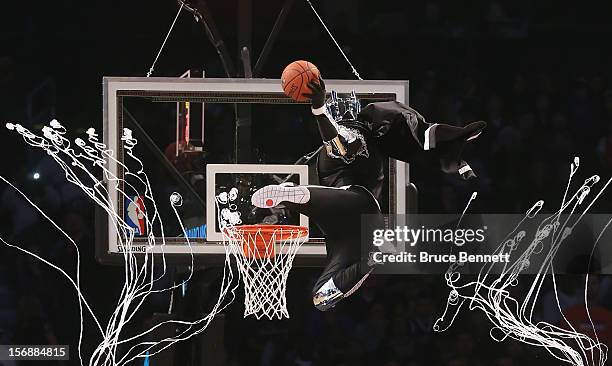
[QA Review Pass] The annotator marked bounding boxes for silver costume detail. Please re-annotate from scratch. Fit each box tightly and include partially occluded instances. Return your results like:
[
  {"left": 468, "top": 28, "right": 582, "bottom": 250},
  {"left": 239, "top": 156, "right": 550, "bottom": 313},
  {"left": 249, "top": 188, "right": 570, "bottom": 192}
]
[
  {"left": 322, "top": 90, "right": 369, "bottom": 164},
  {"left": 327, "top": 90, "right": 361, "bottom": 122},
  {"left": 312, "top": 276, "right": 344, "bottom": 311}
]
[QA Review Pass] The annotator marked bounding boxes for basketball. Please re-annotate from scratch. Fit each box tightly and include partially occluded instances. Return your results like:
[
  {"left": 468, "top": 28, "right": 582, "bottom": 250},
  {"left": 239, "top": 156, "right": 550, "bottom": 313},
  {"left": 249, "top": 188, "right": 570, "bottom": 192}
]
[{"left": 281, "top": 60, "right": 320, "bottom": 102}]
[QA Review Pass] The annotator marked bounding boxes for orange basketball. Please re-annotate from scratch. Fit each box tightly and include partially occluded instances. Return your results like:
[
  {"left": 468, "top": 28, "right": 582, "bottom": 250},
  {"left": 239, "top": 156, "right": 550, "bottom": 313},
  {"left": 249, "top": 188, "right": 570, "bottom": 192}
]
[{"left": 281, "top": 60, "right": 320, "bottom": 102}]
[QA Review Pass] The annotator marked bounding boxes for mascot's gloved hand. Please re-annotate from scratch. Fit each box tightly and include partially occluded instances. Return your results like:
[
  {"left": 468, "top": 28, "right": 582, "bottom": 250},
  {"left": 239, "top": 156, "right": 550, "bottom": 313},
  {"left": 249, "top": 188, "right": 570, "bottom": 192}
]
[
  {"left": 302, "top": 78, "right": 326, "bottom": 109},
  {"left": 302, "top": 77, "right": 342, "bottom": 152}
]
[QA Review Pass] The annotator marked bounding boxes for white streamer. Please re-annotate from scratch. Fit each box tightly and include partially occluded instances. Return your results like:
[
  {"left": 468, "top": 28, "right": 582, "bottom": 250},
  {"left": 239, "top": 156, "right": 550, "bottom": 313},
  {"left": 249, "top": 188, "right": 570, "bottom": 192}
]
[
  {"left": 2, "top": 121, "right": 241, "bottom": 366},
  {"left": 435, "top": 157, "right": 609, "bottom": 366}
]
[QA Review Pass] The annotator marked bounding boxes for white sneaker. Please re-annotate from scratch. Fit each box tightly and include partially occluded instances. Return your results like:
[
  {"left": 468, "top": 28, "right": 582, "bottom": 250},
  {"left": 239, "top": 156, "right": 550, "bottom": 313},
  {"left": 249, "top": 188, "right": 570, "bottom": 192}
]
[{"left": 251, "top": 184, "right": 311, "bottom": 208}]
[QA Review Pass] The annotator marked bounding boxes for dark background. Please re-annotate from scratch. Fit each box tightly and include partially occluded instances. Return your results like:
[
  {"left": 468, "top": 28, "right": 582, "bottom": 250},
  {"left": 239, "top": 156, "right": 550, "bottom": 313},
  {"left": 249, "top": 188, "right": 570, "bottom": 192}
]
[{"left": 2, "top": 1, "right": 612, "bottom": 365}]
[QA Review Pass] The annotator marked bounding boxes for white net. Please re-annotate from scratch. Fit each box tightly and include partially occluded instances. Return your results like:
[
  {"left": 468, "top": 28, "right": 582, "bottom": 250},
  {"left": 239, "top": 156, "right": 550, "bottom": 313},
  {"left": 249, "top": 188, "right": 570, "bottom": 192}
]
[{"left": 222, "top": 225, "right": 308, "bottom": 320}]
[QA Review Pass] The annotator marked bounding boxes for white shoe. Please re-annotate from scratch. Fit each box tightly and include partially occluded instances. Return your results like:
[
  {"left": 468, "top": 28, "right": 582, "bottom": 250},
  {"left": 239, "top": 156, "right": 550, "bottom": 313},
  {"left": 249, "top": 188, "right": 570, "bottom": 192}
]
[{"left": 251, "top": 184, "right": 311, "bottom": 208}]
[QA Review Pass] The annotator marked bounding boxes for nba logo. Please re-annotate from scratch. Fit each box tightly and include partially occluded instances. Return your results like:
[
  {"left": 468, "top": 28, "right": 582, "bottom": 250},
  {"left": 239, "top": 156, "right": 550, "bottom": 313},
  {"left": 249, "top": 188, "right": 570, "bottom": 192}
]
[{"left": 126, "top": 195, "right": 146, "bottom": 236}]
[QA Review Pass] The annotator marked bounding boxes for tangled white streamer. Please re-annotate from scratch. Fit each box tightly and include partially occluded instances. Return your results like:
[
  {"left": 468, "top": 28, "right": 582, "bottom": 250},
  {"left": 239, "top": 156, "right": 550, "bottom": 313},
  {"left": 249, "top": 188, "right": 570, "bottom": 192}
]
[
  {"left": 435, "top": 157, "right": 610, "bottom": 366},
  {"left": 1, "top": 121, "right": 241, "bottom": 366}
]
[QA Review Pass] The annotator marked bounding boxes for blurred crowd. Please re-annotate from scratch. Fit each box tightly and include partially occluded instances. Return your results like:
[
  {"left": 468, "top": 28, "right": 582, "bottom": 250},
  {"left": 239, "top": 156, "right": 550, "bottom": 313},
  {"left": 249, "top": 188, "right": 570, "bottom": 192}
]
[
  {"left": 2, "top": 0, "right": 612, "bottom": 365},
  {"left": 225, "top": 273, "right": 612, "bottom": 366}
]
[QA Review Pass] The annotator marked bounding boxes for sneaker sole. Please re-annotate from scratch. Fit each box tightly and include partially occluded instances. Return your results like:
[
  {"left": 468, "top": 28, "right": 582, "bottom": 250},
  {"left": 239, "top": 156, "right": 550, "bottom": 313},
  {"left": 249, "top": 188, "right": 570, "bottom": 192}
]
[{"left": 251, "top": 185, "right": 311, "bottom": 208}]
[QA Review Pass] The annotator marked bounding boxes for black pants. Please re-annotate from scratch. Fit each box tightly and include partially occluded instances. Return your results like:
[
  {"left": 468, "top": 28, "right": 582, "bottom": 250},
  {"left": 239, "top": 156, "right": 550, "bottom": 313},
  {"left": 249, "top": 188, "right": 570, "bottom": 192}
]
[{"left": 285, "top": 185, "right": 383, "bottom": 296}]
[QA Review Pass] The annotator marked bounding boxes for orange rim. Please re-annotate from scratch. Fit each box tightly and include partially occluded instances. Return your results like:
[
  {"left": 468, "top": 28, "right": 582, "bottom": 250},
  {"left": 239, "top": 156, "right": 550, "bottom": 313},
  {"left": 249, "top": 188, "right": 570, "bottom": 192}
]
[
  {"left": 224, "top": 225, "right": 308, "bottom": 259},
  {"left": 224, "top": 224, "right": 308, "bottom": 239}
]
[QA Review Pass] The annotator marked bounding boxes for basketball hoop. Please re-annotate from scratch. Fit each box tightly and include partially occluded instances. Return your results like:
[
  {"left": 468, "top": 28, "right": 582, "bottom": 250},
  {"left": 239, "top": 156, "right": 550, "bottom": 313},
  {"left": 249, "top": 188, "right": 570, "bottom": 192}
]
[{"left": 222, "top": 224, "right": 308, "bottom": 320}]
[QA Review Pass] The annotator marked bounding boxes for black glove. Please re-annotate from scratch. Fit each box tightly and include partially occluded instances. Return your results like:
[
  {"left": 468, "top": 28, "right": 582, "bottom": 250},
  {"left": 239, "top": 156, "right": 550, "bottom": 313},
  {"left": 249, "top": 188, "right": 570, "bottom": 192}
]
[{"left": 302, "top": 78, "right": 326, "bottom": 109}]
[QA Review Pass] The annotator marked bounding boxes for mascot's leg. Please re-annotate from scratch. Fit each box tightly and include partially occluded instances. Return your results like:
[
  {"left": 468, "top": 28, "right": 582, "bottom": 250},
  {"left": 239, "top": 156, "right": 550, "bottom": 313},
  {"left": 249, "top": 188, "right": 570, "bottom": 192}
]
[
  {"left": 251, "top": 184, "right": 378, "bottom": 233},
  {"left": 252, "top": 184, "right": 382, "bottom": 310},
  {"left": 360, "top": 101, "right": 486, "bottom": 179}
]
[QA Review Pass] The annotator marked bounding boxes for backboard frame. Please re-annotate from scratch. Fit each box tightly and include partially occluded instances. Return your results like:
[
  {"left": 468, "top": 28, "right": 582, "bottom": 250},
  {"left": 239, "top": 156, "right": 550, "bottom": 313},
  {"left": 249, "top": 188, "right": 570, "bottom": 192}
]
[{"left": 98, "top": 77, "right": 409, "bottom": 266}]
